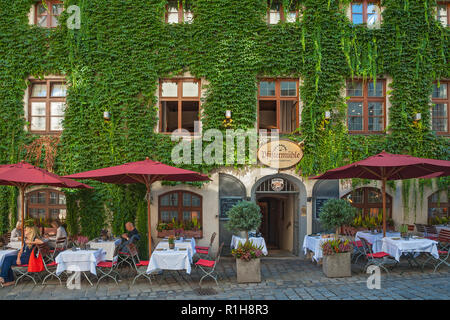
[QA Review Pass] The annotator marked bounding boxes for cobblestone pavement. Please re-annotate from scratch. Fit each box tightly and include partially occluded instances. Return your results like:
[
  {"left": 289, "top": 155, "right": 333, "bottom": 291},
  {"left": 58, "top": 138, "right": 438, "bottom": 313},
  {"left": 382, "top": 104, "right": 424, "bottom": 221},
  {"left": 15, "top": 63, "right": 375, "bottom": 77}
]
[{"left": 0, "top": 256, "right": 448, "bottom": 300}]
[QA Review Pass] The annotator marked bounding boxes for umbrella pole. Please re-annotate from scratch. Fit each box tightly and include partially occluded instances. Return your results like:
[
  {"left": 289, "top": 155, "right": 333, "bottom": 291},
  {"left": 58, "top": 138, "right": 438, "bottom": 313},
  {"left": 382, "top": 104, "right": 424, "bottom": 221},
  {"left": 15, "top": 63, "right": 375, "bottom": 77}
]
[
  {"left": 382, "top": 178, "right": 387, "bottom": 237},
  {"left": 146, "top": 183, "right": 152, "bottom": 258},
  {"left": 20, "top": 186, "right": 25, "bottom": 248}
]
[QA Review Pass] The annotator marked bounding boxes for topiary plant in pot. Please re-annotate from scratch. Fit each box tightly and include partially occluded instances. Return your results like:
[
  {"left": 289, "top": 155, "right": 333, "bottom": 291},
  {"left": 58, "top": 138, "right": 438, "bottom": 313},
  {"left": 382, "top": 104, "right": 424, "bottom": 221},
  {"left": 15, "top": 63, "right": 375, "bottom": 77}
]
[
  {"left": 319, "top": 199, "right": 356, "bottom": 278},
  {"left": 226, "top": 201, "right": 262, "bottom": 283},
  {"left": 319, "top": 199, "right": 357, "bottom": 238}
]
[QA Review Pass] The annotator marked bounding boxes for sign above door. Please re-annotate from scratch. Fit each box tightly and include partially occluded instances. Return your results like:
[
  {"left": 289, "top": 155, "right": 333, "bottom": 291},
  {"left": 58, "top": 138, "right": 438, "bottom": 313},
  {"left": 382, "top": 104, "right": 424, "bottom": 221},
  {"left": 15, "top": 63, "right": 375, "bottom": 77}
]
[{"left": 257, "top": 139, "right": 303, "bottom": 169}]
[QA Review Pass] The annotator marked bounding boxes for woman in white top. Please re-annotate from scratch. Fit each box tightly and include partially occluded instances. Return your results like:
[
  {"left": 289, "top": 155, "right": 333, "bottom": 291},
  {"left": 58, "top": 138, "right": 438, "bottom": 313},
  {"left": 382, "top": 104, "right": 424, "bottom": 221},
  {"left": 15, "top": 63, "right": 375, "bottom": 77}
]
[
  {"left": 51, "top": 220, "right": 67, "bottom": 238},
  {"left": 10, "top": 221, "right": 22, "bottom": 241}
]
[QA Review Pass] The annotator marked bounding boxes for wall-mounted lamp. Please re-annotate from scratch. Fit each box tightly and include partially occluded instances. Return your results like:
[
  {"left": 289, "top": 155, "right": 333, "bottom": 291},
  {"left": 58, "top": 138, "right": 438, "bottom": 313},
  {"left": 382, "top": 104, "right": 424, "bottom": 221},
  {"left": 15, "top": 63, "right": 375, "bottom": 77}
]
[
  {"left": 225, "top": 110, "right": 232, "bottom": 119},
  {"left": 103, "top": 111, "right": 111, "bottom": 121},
  {"left": 324, "top": 111, "right": 331, "bottom": 120},
  {"left": 414, "top": 113, "right": 422, "bottom": 121}
]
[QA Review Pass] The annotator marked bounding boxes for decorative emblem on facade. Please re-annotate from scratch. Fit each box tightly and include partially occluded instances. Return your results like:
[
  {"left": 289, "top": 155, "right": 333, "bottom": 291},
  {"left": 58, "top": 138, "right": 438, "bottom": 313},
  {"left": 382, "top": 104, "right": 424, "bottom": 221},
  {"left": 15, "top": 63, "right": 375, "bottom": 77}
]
[{"left": 271, "top": 178, "right": 285, "bottom": 192}]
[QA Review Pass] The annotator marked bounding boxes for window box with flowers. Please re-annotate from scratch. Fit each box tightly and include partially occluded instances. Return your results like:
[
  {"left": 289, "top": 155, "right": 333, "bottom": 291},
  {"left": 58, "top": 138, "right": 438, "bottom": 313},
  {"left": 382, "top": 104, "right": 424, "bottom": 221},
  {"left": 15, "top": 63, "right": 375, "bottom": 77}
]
[{"left": 156, "top": 218, "right": 202, "bottom": 239}]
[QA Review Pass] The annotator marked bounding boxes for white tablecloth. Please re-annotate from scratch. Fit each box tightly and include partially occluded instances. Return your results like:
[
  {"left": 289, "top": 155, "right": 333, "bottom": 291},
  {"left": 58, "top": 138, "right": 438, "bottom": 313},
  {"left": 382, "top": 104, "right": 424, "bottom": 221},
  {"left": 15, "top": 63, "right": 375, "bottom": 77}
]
[
  {"left": 230, "top": 235, "right": 268, "bottom": 256},
  {"left": 157, "top": 238, "right": 196, "bottom": 260},
  {"left": 303, "top": 235, "right": 335, "bottom": 262},
  {"left": 146, "top": 249, "right": 192, "bottom": 274},
  {"left": 381, "top": 237, "right": 439, "bottom": 262},
  {"left": 6, "top": 241, "right": 22, "bottom": 250},
  {"left": 55, "top": 249, "right": 106, "bottom": 276},
  {"left": 0, "top": 249, "right": 18, "bottom": 268},
  {"left": 87, "top": 239, "right": 121, "bottom": 261},
  {"left": 355, "top": 231, "right": 401, "bottom": 253}
]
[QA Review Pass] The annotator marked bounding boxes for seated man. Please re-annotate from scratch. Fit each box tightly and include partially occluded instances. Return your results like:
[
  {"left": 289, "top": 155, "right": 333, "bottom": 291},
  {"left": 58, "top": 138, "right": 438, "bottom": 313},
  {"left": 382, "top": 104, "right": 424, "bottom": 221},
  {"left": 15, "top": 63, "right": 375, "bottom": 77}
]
[
  {"left": 119, "top": 222, "right": 140, "bottom": 253},
  {"left": 10, "top": 222, "right": 22, "bottom": 241}
]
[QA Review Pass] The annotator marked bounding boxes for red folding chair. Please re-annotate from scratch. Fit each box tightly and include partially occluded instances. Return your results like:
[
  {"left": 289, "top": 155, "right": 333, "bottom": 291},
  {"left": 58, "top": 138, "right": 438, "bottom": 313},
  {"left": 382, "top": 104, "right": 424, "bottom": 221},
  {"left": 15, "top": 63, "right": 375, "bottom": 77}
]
[
  {"left": 96, "top": 244, "right": 120, "bottom": 285},
  {"left": 423, "top": 229, "right": 450, "bottom": 273},
  {"left": 195, "top": 232, "right": 216, "bottom": 259},
  {"left": 38, "top": 243, "right": 61, "bottom": 285},
  {"left": 359, "top": 237, "right": 397, "bottom": 274},
  {"left": 126, "top": 243, "right": 153, "bottom": 285},
  {"left": 195, "top": 242, "right": 224, "bottom": 286}
]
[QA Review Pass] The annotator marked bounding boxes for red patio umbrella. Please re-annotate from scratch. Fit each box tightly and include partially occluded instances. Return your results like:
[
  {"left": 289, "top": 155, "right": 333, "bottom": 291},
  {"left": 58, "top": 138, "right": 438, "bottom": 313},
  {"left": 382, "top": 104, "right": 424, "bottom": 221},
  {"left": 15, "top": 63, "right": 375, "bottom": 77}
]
[
  {"left": 64, "top": 158, "right": 211, "bottom": 256},
  {"left": 311, "top": 151, "right": 450, "bottom": 236},
  {"left": 0, "top": 161, "right": 92, "bottom": 247}
]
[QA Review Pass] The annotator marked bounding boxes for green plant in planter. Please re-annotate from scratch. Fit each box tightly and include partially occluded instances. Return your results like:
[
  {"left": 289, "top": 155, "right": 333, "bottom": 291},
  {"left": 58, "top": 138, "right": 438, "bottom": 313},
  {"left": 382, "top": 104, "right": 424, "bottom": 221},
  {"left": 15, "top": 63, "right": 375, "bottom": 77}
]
[
  {"left": 399, "top": 224, "right": 408, "bottom": 236},
  {"left": 319, "top": 199, "right": 357, "bottom": 237},
  {"left": 225, "top": 201, "right": 262, "bottom": 243}
]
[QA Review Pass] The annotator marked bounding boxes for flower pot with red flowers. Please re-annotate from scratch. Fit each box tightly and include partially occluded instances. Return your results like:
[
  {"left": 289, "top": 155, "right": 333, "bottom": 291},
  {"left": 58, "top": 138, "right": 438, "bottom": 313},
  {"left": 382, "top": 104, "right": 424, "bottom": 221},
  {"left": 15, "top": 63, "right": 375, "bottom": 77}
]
[
  {"left": 321, "top": 238, "right": 353, "bottom": 277},
  {"left": 232, "top": 241, "right": 264, "bottom": 283}
]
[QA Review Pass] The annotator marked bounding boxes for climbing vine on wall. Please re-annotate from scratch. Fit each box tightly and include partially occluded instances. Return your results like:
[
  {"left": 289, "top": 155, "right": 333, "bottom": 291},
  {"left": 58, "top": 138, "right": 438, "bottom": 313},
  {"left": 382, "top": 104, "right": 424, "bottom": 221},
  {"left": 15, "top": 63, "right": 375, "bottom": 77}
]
[{"left": 0, "top": 0, "right": 449, "bottom": 236}]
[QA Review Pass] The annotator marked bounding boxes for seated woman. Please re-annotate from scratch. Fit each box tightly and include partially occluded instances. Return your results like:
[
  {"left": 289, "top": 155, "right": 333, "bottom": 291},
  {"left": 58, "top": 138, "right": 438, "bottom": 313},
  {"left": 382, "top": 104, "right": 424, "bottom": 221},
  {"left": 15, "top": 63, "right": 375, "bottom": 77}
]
[
  {"left": 0, "top": 226, "right": 43, "bottom": 287},
  {"left": 45, "top": 220, "right": 67, "bottom": 242},
  {"left": 10, "top": 221, "right": 22, "bottom": 241}
]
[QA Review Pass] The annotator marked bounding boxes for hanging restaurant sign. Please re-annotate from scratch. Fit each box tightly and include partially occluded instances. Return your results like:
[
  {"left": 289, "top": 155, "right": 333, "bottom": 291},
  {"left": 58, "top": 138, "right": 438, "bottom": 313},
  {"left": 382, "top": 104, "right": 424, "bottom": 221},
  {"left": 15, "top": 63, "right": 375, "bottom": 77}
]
[{"left": 257, "top": 139, "right": 303, "bottom": 169}]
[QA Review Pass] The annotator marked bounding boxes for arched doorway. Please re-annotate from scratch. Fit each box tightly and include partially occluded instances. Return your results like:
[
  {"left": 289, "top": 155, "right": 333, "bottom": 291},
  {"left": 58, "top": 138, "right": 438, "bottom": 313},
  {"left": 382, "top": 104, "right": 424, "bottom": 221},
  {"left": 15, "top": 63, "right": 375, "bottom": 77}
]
[
  {"left": 251, "top": 174, "right": 306, "bottom": 256},
  {"left": 219, "top": 173, "right": 247, "bottom": 254}
]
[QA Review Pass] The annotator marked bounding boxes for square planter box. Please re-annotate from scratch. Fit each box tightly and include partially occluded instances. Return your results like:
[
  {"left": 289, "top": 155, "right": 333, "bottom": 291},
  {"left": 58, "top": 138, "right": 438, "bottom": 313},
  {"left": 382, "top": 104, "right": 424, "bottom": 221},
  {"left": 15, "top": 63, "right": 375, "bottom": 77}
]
[
  {"left": 236, "top": 258, "right": 261, "bottom": 283},
  {"left": 322, "top": 251, "right": 352, "bottom": 278}
]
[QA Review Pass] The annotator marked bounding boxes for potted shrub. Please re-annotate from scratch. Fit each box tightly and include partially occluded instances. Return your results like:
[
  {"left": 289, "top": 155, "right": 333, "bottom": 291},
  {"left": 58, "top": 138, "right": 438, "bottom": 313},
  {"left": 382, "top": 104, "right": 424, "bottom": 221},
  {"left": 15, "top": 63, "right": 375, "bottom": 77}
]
[
  {"left": 225, "top": 201, "right": 262, "bottom": 283},
  {"left": 321, "top": 238, "right": 353, "bottom": 277},
  {"left": 319, "top": 199, "right": 356, "bottom": 278}
]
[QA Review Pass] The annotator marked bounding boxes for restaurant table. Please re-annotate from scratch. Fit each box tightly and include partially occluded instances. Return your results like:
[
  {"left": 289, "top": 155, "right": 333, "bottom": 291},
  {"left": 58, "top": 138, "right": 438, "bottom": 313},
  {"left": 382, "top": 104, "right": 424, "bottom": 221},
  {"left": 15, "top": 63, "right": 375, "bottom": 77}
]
[
  {"left": 0, "top": 249, "right": 18, "bottom": 269},
  {"left": 55, "top": 248, "right": 106, "bottom": 279},
  {"left": 355, "top": 231, "right": 401, "bottom": 253},
  {"left": 87, "top": 238, "right": 121, "bottom": 261},
  {"left": 302, "top": 235, "right": 335, "bottom": 262},
  {"left": 230, "top": 235, "right": 268, "bottom": 256},
  {"left": 146, "top": 248, "right": 192, "bottom": 274},
  {"left": 157, "top": 238, "right": 196, "bottom": 260},
  {"left": 381, "top": 236, "right": 439, "bottom": 270}
]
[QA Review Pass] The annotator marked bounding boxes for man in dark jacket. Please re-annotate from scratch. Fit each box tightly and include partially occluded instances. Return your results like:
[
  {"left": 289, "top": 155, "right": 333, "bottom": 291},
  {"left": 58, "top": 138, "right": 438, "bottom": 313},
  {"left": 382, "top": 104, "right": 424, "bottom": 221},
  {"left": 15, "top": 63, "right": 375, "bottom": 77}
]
[{"left": 119, "top": 222, "right": 140, "bottom": 253}]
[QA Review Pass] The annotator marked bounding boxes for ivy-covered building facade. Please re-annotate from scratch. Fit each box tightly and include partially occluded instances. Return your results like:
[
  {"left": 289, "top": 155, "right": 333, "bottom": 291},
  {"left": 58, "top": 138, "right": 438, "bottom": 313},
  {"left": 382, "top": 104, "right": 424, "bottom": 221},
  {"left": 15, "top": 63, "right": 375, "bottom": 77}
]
[{"left": 0, "top": 0, "right": 449, "bottom": 257}]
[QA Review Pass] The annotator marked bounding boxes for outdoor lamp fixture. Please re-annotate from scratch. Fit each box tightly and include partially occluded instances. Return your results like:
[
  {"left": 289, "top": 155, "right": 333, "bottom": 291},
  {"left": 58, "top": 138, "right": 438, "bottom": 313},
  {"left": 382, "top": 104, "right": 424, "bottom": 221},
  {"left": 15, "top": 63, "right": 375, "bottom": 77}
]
[
  {"left": 414, "top": 113, "right": 422, "bottom": 121},
  {"left": 324, "top": 111, "right": 331, "bottom": 120},
  {"left": 225, "top": 110, "right": 232, "bottom": 119},
  {"left": 103, "top": 111, "right": 111, "bottom": 121}
]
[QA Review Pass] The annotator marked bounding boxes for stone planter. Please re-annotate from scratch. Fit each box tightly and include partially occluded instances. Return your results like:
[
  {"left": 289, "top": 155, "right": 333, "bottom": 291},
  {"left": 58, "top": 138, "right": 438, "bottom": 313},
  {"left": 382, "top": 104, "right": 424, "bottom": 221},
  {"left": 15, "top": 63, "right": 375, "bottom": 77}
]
[
  {"left": 236, "top": 258, "right": 261, "bottom": 283},
  {"left": 322, "top": 251, "right": 352, "bottom": 278}
]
